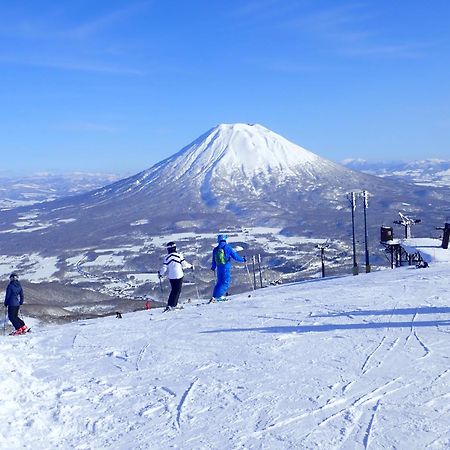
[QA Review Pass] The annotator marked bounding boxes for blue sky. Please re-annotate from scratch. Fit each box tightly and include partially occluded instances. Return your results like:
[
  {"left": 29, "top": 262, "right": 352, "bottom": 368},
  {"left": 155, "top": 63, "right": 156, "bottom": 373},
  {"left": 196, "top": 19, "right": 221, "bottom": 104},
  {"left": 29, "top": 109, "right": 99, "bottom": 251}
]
[{"left": 1, "top": 0, "right": 449, "bottom": 174}]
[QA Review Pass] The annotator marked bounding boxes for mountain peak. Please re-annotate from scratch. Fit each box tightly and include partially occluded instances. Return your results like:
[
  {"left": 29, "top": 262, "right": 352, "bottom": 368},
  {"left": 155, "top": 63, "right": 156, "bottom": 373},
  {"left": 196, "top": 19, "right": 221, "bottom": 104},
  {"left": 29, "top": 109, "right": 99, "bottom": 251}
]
[{"left": 168, "top": 122, "right": 322, "bottom": 180}]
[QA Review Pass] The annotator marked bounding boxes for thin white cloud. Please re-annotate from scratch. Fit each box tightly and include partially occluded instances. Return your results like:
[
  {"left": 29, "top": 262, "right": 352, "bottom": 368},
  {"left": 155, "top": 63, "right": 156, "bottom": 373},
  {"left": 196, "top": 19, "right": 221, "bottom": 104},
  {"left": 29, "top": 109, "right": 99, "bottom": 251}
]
[
  {"left": 0, "top": 1, "right": 152, "bottom": 40},
  {"left": 231, "top": 2, "right": 429, "bottom": 60},
  {"left": 231, "top": 0, "right": 282, "bottom": 18},
  {"left": 58, "top": 122, "right": 121, "bottom": 133},
  {"left": 342, "top": 43, "right": 425, "bottom": 58},
  {"left": 0, "top": 2, "right": 153, "bottom": 75},
  {"left": 0, "top": 54, "right": 145, "bottom": 75},
  {"left": 284, "top": 3, "right": 427, "bottom": 59},
  {"left": 65, "top": 1, "right": 152, "bottom": 39},
  {"left": 258, "top": 58, "right": 322, "bottom": 73}
]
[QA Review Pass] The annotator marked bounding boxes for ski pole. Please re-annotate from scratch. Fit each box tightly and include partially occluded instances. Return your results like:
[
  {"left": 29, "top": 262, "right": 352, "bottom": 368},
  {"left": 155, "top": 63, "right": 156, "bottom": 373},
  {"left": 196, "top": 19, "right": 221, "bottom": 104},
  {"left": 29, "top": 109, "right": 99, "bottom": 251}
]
[
  {"left": 252, "top": 256, "right": 257, "bottom": 290},
  {"left": 191, "top": 267, "right": 200, "bottom": 300},
  {"left": 158, "top": 273, "right": 164, "bottom": 293},
  {"left": 244, "top": 259, "right": 255, "bottom": 290},
  {"left": 258, "top": 254, "right": 263, "bottom": 288},
  {"left": 3, "top": 306, "right": 7, "bottom": 336}
]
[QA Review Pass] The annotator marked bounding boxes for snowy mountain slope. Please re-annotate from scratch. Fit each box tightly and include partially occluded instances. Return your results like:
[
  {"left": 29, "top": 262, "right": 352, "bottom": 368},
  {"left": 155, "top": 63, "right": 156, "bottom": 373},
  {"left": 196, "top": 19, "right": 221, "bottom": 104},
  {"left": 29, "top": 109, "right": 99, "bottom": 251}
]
[{"left": 1, "top": 263, "right": 449, "bottom": 449}]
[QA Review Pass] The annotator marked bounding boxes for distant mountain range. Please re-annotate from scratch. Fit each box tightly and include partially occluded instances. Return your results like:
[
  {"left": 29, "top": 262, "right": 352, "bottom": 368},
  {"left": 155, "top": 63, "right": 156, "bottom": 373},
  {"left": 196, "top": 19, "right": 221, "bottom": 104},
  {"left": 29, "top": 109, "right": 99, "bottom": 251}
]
[
  {"left": 0, "top": 172, "right": 122, "bottom": 210},
  {"left": 342, "top": 158, "right": 450, "bottom": 187}
]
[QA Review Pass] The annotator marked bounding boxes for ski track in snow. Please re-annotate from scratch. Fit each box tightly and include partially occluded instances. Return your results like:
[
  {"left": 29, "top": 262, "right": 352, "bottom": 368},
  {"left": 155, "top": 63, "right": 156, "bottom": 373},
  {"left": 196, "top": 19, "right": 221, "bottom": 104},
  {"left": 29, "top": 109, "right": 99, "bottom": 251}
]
[
  {"left": 135, "top": 342, "right": 151, "bottom": 371},
  {"left": 175, "top": 377, "right": 199, "bottom": 430},
  {"left": 404, "top": 310, "right": 432, "bottom": 358},
  {"left": 362, "top": 399, "right": 381, "bottom": 449},
  {"left": 1, "top": 265, "right": 450, "bottom": 449}
]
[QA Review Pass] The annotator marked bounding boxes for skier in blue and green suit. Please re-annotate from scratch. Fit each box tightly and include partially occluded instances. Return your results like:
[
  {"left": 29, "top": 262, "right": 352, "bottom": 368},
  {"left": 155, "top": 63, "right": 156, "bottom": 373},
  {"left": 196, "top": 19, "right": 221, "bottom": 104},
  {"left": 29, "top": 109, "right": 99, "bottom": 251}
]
[{"left": 210, "top": 234, "right": 246, "bottom": 302}]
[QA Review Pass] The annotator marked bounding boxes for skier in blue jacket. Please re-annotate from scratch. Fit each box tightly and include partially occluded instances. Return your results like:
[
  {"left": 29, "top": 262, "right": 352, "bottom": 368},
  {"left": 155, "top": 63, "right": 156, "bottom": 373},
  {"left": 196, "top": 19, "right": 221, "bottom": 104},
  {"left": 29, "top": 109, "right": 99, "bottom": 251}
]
[
  {"left": 4, "top": 273, "right": 28, "bottom": 335},
  {"left": 210, "top": 234, "right": 245, "bottom": 302}
]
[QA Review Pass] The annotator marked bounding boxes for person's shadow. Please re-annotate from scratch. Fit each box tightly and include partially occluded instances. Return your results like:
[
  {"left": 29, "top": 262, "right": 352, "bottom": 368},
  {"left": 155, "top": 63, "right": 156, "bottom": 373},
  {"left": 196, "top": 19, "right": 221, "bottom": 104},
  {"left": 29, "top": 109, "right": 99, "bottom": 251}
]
[{"left": 201, "top": 306, "right": 450, "bottom": 335}]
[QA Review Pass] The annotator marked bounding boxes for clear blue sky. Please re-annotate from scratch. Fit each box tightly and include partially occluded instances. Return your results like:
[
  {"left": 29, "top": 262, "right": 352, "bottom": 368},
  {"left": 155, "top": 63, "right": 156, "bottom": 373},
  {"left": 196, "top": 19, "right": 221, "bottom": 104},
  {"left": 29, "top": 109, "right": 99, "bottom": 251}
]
[{"left": 1, "top": 0, "right": 449, "bottom": 174}]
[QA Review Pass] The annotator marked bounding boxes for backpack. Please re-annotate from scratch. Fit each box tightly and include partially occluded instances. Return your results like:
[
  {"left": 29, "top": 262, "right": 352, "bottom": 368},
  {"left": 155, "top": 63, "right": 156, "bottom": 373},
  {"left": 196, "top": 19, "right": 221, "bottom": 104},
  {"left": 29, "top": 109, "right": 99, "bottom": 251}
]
[{"left": 215, "top": 248, "right": 228, "bottom": 266}]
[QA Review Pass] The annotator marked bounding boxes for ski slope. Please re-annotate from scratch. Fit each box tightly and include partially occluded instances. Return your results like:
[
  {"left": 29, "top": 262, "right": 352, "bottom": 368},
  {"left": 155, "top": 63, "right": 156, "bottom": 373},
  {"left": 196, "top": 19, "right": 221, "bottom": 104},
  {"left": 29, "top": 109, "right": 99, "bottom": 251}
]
[{"left": 1, "top": 264, "right": 450, "bottom": 449}]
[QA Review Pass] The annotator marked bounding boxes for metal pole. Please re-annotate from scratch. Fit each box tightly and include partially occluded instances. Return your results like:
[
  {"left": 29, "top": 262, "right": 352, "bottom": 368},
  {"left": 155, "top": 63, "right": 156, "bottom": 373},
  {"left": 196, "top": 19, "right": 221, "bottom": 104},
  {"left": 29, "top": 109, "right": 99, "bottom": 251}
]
[
  {"left": 363, "top": 191, "right": 371, "bottom": 273},
  {"left": 3, "top": 306, "right": 7, "bottom": 336},
  {"left": 321, "top": 247, "right": 325, "bottom": 278},
  {"left": 192, "top": 267, "right": 200, "bottom": 300},
  {"left": 257, "top": 254, "right": 263, "bottom": 288},
  {"left": 245, "top": 260, "right": 255, "bottom": 290},
  {"left": 252, "top": 256, "right": 257, "bottom": 290},
  {"left": 349, "top": 192, "right": 359, "bottom": 275}
]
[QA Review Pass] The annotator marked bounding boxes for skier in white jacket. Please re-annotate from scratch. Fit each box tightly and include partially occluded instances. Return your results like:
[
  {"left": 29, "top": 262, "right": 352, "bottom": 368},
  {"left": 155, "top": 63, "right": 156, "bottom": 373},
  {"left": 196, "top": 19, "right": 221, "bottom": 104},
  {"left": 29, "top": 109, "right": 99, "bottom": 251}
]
[{"left": 158, "top": 242, "right": 193, "bottom": 312}]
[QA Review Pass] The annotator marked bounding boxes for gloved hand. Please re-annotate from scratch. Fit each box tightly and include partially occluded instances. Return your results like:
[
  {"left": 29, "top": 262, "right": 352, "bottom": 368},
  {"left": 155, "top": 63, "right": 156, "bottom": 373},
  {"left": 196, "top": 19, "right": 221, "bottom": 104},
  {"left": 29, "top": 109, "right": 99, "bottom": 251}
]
[
  {"left": 243, "top": 256, "right": 247, "bottom": 263},
  {"left": 211, "top": 267, "right": 215, "bottom": 271},
  {"left": 157, "top": 271, "right": 162, "bottom": 279}
]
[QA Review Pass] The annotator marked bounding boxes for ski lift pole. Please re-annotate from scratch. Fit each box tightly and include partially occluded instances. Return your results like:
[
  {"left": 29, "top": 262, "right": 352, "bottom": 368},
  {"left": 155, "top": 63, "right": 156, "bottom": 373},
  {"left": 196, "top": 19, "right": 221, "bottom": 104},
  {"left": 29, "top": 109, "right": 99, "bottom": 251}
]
[
  {"left": 363, "top": 190, "right": 371, "bottom": 273},
  {"left": 257, "top": 254, "right": 263, "bottom": 288},
  {"left": 348, "top": 192, "right": 359, "bottom": 275},
  {"left": 316, "top": 241, "right": 329, "bottom": 278}
]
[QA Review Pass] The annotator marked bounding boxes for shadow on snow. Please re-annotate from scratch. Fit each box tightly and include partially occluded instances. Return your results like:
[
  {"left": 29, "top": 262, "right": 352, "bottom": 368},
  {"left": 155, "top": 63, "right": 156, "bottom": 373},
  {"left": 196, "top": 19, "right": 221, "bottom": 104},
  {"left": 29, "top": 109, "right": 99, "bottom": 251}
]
[
  {"left": 311, "top": 306, "right": 450, "bottom": 318},
  {"left": 202, "top": 319, "right": 450, "bottom": 335}
]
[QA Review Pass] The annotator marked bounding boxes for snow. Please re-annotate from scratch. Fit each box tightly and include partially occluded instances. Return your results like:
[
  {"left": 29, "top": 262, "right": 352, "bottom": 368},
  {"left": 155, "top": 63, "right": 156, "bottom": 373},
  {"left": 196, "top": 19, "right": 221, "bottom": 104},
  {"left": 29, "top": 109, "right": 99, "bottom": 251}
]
[
  {"left": 1, "top": 221, "right": 52, "bottom": 234},
  {"left": 401, "top": 238, "right": 450, "bottom": 263},
  {"left": 24, "top": 254, "right": 60, "bottom": 282},
  {"left": 57, "top": 218, "right": 77, "bottom": 224},
  {"left": 0, "top": 254, "right": 59, "bottom": 281},
  {"left": 82, "top": 254, "right": 126, "bottom": 268},
  {"left": 1, "top": 263, "right": 450, "bottom": 449},
  {"left": 176, "top": 123, "right": 322, "bottom": 179},
  {"left": 127, "top": 273, "right": 158, "bottom": 283},
  {"left": 130, "top": 219, "right": 149, "bottom": 226}
]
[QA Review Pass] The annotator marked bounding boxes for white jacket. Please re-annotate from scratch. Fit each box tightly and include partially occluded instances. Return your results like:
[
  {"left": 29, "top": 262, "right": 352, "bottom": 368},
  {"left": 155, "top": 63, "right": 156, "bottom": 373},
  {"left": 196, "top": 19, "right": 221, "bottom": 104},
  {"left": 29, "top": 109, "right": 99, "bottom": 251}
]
[{"left": 159, "top": 252, "right": 192, "bottom": 280}]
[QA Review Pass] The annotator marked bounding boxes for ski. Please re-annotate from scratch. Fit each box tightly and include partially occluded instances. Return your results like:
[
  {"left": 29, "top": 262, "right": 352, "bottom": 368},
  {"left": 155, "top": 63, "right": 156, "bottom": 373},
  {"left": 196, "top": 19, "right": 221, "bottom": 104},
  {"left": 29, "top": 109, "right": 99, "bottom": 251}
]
[{"left": 9, "top": 327, "right": 31, "bottom": 336}]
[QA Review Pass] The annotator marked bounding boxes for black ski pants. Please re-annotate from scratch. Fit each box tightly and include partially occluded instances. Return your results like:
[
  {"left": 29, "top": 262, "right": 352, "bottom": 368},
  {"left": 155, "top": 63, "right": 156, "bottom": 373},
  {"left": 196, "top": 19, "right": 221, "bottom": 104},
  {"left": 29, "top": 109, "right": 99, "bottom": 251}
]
[
  {"left": 8, "top": 306, "right": 25, "bottom": 330},
  {"left": 168, "top": 277, "right": 183, "bottom": 308}
]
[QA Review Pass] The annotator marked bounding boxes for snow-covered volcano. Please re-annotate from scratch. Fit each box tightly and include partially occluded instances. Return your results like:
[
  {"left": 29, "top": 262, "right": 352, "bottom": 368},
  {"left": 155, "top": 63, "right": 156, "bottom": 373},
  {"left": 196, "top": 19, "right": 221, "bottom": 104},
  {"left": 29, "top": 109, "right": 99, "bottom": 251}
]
[
  {"left": 94, "top": 123, "right": 365, "bottom": 201},
  {"left": 0, "top": 123, "right": 445, "bottom": 254},
  {"left": 75, "top": 121, "right": 395, "bottom": 227},
  {"left": 151, "top": 123, "right": 325, "bottom": 180}
]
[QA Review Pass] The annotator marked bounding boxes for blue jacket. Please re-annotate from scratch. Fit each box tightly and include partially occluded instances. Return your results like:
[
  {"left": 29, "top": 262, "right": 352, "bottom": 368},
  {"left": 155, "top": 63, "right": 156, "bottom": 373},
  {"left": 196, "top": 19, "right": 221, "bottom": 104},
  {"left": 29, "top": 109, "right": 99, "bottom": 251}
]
[
  {"left": 211, "top": 242, "right": 245, "bottom": 270},
  {"left": 4, "top": 280, "right": 24, "bottom": 307}
]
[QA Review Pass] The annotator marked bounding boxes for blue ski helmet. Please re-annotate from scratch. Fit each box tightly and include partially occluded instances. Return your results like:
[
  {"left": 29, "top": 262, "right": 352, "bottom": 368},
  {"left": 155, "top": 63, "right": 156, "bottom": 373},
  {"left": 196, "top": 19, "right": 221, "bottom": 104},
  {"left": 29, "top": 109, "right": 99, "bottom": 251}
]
[{"left": 217, "top": 234, "right": 228, "bottom": 243}]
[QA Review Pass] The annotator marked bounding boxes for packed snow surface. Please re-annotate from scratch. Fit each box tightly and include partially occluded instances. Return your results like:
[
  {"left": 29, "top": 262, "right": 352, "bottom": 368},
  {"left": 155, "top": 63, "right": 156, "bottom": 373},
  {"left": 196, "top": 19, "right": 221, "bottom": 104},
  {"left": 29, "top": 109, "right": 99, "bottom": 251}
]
[{"left": 1, "top": 264, "right": 450, "bottom": 449}]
